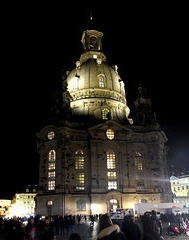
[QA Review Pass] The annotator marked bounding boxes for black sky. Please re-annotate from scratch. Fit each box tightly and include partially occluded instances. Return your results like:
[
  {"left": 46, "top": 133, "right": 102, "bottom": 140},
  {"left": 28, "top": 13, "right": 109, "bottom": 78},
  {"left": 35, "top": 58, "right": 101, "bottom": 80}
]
[{"left": 1, "top": 3, "right": 188, "bottom": 198}]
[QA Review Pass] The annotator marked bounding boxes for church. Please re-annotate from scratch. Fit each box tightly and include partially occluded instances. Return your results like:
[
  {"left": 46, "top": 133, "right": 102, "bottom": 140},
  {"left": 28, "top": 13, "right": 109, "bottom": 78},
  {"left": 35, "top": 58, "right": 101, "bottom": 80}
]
[{"left": 36, "top": 28, "right": 172, "bottom": 216}]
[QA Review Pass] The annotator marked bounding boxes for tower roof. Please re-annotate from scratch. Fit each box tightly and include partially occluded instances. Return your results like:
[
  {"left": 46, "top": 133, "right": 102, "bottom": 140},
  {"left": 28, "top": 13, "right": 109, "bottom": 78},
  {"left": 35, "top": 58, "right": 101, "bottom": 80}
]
[{"left": 65, "top": 29, "right": 132, "bottom": 124}]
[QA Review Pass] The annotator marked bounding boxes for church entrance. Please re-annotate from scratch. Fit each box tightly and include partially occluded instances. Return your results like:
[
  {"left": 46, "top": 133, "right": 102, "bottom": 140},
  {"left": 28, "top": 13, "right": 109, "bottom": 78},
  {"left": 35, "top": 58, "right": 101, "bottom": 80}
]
[{"left": 109, "top": 199, "right": 119, "bottom": 212}]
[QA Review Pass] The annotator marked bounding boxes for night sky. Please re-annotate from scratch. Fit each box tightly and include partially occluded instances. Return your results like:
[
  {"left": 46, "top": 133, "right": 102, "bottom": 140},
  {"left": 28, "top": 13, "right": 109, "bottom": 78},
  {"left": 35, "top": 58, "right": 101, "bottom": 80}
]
[{"left": 1, "top": 3, "right": 188, "bottom": 199}]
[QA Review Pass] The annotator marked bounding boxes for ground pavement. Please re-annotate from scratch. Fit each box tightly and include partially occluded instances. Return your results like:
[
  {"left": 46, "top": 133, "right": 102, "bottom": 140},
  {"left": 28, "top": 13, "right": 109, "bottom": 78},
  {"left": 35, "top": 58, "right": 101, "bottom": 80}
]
[{"left": 52, "top": 219, "right": 189, "bottom": 240}]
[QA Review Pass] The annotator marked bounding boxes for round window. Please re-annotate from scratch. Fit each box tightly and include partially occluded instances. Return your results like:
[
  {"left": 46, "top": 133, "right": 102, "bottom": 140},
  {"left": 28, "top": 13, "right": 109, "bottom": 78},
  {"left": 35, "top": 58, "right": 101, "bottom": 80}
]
[
  {"left": 106, "top": 129, "right": 114, "bottom": 140},
  {"left": 48, "top": 131, "right": 55, "bottom": 140}
]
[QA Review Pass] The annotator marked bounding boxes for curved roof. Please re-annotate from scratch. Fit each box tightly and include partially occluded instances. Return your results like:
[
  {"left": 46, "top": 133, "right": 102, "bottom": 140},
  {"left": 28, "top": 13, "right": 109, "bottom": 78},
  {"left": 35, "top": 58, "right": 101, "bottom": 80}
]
[{"left": 65, "top": 29, "right": 131, "bottom": 123}]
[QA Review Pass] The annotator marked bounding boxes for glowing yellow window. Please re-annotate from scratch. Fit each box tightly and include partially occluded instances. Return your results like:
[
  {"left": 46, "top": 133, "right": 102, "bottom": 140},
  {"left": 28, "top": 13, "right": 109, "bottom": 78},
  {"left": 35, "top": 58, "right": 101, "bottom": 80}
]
[
  {"left": 106, "top": 129, "right": 114, "bottom": 140},
  {"left": 99, "top": 75, "right": 105, "bottom": 87},
  {"left": 107, "top": 172, "right": 116, "bottom": 180},
  {"left": 75, "top": 150, "right": 84, "bottom": 170},
  {"left": 76, "top": 173, "right": 85, "bottom": 190},
  {"left": 102, "top": 108, "right": 110, "bottom": 120},
  {"left": 107, "top": 151, "right": 116, "bottom": 169},
  {"left": 49, "top": 150, "right": 56, "bottom": 162},
  {"left": 48, "top": 180, "right": 55, "bottom": 191}
]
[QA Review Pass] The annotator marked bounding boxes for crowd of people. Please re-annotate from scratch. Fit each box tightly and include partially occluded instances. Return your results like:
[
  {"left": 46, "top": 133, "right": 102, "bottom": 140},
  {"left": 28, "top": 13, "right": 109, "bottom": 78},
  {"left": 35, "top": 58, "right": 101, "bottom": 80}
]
[{"left": 1, "top": 211, "right": 189, "bottom": 240}]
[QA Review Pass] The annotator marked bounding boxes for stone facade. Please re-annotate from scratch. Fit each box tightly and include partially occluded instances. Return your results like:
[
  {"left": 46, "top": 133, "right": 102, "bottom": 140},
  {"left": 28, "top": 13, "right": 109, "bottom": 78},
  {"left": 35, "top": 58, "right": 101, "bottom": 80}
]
[{"left": 36, "top": 29, "right": 172, "bottom": 216}]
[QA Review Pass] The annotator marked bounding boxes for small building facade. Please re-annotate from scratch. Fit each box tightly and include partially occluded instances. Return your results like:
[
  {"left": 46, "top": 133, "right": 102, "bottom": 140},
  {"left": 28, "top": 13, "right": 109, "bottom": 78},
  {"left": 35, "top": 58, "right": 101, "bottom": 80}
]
[
  {"left": 170, "top": 175, "right": 189, "bottom": 207},
  {"left": 10, "top": 186, "right": 37, "bottom": 217},
  {"left": 36, "top": 29, "right": 172, "bottom": 216}
]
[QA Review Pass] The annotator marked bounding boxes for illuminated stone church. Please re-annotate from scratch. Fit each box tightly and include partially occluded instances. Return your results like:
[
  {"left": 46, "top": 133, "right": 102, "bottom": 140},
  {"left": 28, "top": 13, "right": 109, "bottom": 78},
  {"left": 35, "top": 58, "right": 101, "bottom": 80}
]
[{"left": 36, "top": 29, "right": 172, "bottom": 216}]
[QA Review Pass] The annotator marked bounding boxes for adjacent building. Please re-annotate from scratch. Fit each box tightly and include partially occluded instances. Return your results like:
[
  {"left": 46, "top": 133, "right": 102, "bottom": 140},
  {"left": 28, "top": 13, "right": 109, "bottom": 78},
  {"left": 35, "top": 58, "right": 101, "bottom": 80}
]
[
  {"left": 10, "top": 185, "right": 37, "bottom": 218},
  {"left": 170, "top": 175, "right": 189, "bottom": 207},
  {"left": 36, "top": 28, "right": 172, "bottom": 216},
  {"left": 0, "top": 200, "right": 11, "bottom": 217}
]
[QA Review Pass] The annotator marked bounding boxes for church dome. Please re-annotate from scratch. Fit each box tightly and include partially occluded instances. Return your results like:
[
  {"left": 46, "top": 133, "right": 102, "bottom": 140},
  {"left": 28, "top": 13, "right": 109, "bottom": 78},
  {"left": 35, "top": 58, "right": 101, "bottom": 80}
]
[{"left": 66, "top": 30, "right": 132, "bottom": 123}]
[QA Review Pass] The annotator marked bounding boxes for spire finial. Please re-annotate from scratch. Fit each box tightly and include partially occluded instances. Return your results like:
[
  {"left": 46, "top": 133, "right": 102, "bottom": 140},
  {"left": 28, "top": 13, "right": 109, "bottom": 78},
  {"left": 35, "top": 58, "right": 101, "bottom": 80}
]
[{"left": 90, "top": 11, "right": 93, "bottom": 21}]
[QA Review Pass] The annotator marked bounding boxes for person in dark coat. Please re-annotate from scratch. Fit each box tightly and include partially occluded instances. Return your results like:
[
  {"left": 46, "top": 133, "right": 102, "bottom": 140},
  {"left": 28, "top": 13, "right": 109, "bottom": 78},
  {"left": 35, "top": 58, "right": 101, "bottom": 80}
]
[
  {"left": 121, "top": 216, "right": 141, "bottom": 240},
  {"left": 96, "top": 214, "right": 126, "bottom": 240},
  {"left": 141, "top": 212, "right": 161, "bottom": 240},
  {"left": 40, "top": 217, "right": 54, "bottom": 240}
]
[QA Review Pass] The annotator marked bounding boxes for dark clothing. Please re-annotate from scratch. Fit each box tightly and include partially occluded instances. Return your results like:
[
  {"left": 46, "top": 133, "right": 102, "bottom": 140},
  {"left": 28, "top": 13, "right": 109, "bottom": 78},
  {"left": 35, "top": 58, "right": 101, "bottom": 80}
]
[
  {"left": 6, "top": 219, "right": 25, "bottom": 240},
  {"left": 141, "top": 214, "right": 161, "bottom": 240},
  {"left": 40, "top": 223, "right": 54, "bottom": 240},
  {"left": 97, "top": 224, "right": 126, "bottom": 240},
  {"left": 122, "top": 220, "right": 141, "bottom": 240}
]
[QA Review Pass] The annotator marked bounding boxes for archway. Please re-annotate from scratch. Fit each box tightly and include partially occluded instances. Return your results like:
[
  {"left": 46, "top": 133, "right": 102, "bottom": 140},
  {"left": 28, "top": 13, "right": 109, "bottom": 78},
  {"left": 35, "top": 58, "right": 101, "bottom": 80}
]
[{"left": 109, "top": 199, "right": 119, "bottom": 212}]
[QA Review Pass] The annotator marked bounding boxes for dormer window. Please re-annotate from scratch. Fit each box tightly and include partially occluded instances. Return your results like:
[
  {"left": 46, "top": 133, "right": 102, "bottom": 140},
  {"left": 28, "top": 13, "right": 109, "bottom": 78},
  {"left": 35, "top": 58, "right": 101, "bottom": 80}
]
[
  {"left": 102, "top": 108, "right": 110, "bottom": 120},
  {"left": 98, "top": 75, "right": 105, "bottom": 88},
  {"left": 48, "top": 131, "right": 55, "bottom": 140},
  {"left": 73, "top": 76, "right": 78, "bottom": 91}
]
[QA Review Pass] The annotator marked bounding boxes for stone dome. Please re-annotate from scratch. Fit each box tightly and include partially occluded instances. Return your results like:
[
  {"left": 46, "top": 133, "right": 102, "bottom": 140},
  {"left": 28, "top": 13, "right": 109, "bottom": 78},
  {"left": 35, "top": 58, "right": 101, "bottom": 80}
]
[{"left": 66, "top": 30, "right": 132, "bottom": 123}]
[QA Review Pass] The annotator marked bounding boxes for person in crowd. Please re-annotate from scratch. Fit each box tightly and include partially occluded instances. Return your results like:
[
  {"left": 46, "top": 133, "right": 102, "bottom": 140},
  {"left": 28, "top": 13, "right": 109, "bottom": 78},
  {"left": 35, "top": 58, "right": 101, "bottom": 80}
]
[
  {"left": 96, "top": 214, "right": 126, "bottom": 240},
  {"left": 151, "top": 210, "right": 163, "bottom": 237},
  {"left": 40, "top": 217, "right": 54, "bottom": 240},
  {"left": 26, "top": 217, "right": 36, "bottom": 240},
  {"left": 5, "top": 216, "right": 25, "bottom": 240},
  {"left": 141, "top": 212, "right": 161, "bottom": 240},
  {"left": 54, "top": 215, "right": 60, "bottom": 235},
  {"left": 70, "top": 215, "right": 76, "bottom": 232},
  {"left": 121, "top": 215, "right": 141, "bottom": 240},
  {"left": 59, "top": 215, "right": 65, "bottom": 235},
  {"left": 65, "top": 215, "right": 71, "bottom": 235},
  {"left": 69, "top": 232, "right": 82, "bottom": 240}
]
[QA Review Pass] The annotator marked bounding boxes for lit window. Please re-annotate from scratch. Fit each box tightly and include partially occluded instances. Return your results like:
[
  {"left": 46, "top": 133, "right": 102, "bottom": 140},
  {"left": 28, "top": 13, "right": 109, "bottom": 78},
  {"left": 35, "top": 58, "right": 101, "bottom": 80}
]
[
  {"left": 107, "top": 151, "right": 116, "bottom": 169},
  {"left": 135, "top": 152, "right": 144, "bottom": 187},
  {"left": 75, "top": 150, "right": 84, "bottom": 170},
  {"left": 49, "top": 150, "right": 56, "bottom": 162},
  {"left": 76, "top": 173, "right": 85, "bottom": 190},
  {"left": 108, "top": 181, "right": 117, "bottom": 189},
  {"left": 135, "top": 159, "right": 143, "bottom": 171},
  {"left": 107, "top": 172, "right": 116, "bottom": 180},
  {"left": 48, "top": 162, "right": 55, "bottom": 170},
  {"left": 73, "top": 76, "right": 78, "bottom": 91},
  {"left": 106, "top": 129, "right": 114, "bottom": 140},
  {"left": 48, "top": 181, "right": 55, "bottom": 191},
  {"left": 98, "top": 75, "right": 104, "bottom": 87},
  {"left": 47, "top": 200, "right": 53, "bottom": 206},
  {"left": 135, "top": 152, "right": 142, "bottom": 171},
  {"left": 110, "top": 199, "right": 117, "bottom": 204},
  {"left": 139, "top": 199, "right": 147, "bottom": 203},
  {"left": 48, "top": 150, "right": 56, "bottom": 190},
  {"left": 102, "top": 108, "right": 110, "bottom": 120},
  {"left": 48, "top": 131, "right": 55, "bottom": 140},
  {"left": 48, "top": 171, "right": 55, "bottom": 178}
]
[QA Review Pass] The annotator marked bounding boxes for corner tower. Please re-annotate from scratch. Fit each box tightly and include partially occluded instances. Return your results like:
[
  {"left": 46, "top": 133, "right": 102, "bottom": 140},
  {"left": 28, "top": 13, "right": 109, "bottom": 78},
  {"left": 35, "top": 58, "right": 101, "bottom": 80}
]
[{"left": 66, "top": 29, "right": 132, "bottom": 124}]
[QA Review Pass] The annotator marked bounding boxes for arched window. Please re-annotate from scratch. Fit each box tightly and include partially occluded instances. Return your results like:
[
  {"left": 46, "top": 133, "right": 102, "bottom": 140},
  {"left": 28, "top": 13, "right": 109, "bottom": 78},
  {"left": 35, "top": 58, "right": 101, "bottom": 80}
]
[
  {"left": 48, "top": 150, "right": 56, "bottom": 191},
  {"left": 98, "top": 75, "right": 105, "bottom": 87},
  {"left": 89, "top": 36, "right": 98, "bottom": 50},
  {"left": 75, "top": 150, "right": 84, "bottom": 170},
  {"left": 102, "top": 108, "right": 111, "bottom": 120},
  {"left": 49, "top": 150, "right": 56, "bottom": 162},
  {"left": 135, "top": 151, "right": 144, "bottom": 187},
  {"left": 107, "top": 151, "right": 116, "bottom": 169},
  {"left": 72, "top": 76, "right": 79, "bottom": 91},
  {"left": 107, "top": 151, "right": 117, "bottom": 190},
  {"left": 75, "top": 150, "right": 85, "bottom": 190}
]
